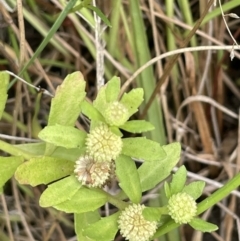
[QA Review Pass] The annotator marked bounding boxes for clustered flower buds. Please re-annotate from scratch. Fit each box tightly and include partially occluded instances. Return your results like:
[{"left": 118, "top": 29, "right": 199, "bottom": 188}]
[
  {"left": 75, "top": 123, "right": 121, "bottom": 187},
  {"left": 167, "top": 192, "right": 197, "bottom": 224},
  {"left": 104, "top": 101, "right": 129, "bottom": 126},
  {"left": 74, "top": 154, "right": 111, "bottom": 188},
  {"left": 118, "top": 204, "right": 157, "bottom": 241},
  {"left": 85, "top": 123, "right": 123, "bottom": 162}
]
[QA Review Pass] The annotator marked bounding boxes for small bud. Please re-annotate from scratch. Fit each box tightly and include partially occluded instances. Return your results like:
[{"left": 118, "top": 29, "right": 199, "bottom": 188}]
[
  {"left": 224, "top": 13, "right": 240, "bottom": 19},
  {"left": 230, "top": 47, "right": 235, "bottom": 61},
  {"left": 74, "top": 154, "right": 111, "bottom": 187},
  {"left": 86, "top": 123, "right": 122, "bottom": 162},
  {"left": 167, "top": 192, "right": 197, "bottom": 224},
  {"left": 104, "top": 101, "right": 129, "bottom": 126},
  {"left": 118, "top": 204, "right": 157, "bottom": 241}
]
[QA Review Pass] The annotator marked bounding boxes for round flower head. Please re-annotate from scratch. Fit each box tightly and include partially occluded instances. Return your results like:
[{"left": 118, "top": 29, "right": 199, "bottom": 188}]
[
  {"left": 167, "top": 192, "right": 197, "bottom": 224},
  {"left": 104, "top": 101, "right": 129, "bottom": 126},
  {"left": 74, "top": 154, "right": 111, "bottom": 188},
  {"left": 86, "top": 123, "right": 122, "bottom": 162},
  {"left": 118, "top": 204, "right": 157, "bottom": 241}
]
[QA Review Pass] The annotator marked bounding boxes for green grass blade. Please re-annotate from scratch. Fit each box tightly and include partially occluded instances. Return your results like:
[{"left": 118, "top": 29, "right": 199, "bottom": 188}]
[
  {"left": 178, "top": 0, "right": 197, "bottom": 47},
  {"left": 17, "top": 0, "right": 78, "bottom": 77},
  {"left": 202, "top": 0, "right": 240, "bottom": 25},
  {"left": 129, "top": 0, "right": 166, "bottom": 145}
]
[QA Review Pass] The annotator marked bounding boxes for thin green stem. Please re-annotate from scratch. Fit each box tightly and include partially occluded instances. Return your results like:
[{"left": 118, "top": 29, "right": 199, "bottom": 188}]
[
  {"left": 202, "top": 0, "right": 240, "bottom": 25},
  {"left": 129, "top": 0, "right": 166, "bottom": 145},
  {"left": 153, "top": 219, "right": 178, "bottom": 238},
  {"left": 0, "top": 140, "right": 33, "bottom": 159},
  {"left": 153, "top": 172, "right": 240, "bottom": 238},
  {"left": 105, "top": 192, "right": 128, "bottom": 210},
  {"left": 197, "top": 173, "right": 240, "bottom": 215},
  {"left": 8, "top": 0, "right": 78, "bottom": 89},
  {"left": 2, "top": 112, "right": 28, "bottom": 133},
  {"left": 155, "top": 206, "right": 169, "bottom": 216}
]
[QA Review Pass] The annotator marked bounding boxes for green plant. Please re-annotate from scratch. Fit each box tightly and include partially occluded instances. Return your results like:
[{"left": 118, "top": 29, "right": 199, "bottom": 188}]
[{"left": 1, "top": 70, "right": 240, "bottom": 241}]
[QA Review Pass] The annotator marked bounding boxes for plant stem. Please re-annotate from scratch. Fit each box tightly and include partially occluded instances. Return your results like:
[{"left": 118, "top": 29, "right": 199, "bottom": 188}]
[
  {"left": 202, "top": 0, "right": 240, "bottom": 25},
  {"left": 8, "top": 0, "right": 78, "bottom": 89},
  {"left": 197, "top": 173, "right": 240, "bottom": 215},
  {"left": 105, "top": 192, "right": 128, "bottom": 210},
  {"left": 129, "top": 0, "right": 166, "bottom": 145},
  {"left": 153, "top": 172, "right": 240, "bottom": 238},
  {"left": 0, "top": 140, "right": 33, "bottom": 159},
  {"left": 2, "top": 112, "right": 28, "bottom": 133}
]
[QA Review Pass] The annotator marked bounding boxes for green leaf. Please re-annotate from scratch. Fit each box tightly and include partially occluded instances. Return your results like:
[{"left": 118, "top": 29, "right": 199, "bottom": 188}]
[
  {"left": 15, "top": 143, "right": 85, "bottom": 161},
  {"left": 109, "top": 126, "right": 123, "bottom": 137},
  {"left": 170, "top": 166, "right": 187, "bottom": 195},
  {"left": 0, "top": 156, "right": 24, "bottom": 190},
  {"left": 32, "top": 92, "right": 43, "bottom": 136},
  {"left": 93, "top": 84, "right": 107, "bottom": 112},
  {"left": 52, "top": 147, "right": 86, "bottom": 161},
  {"left": 0, "top": 71, "right": 9, "bottom": 119},
  {"left": 38, "top": 125, "right": 87, "bottom": 149},
  {"left": 53, "top": 187, "right": 108, "bottom": 213},
  {"left": 15, "top": 156, "right": 74, "bottom": 186},
  {"left": 81, "top": 100, "right": 105, "bottom": 122},
  {"left": 44, "top": 143, "right": 57, "bottom": 156},
  {"left": 142, "top": 207, "right": 162, "bottom": 222},
  {"left": 138, "top": 142, "right": 181, "bottom": 192},
  {"left": 105, "top": 76, "right": 120, "bottom": 102},
  {"left": 120, "top": 120, "right": 155, "bottom": 133},
  {"left": 71, "top": 0, "right": 91, "bottom": 12},
  {"left": 0, "top": 229, "right": 10, "bottom": 240},
  {"left": 189, "top": 218, "right": 218, "bottom": 232},
  {"left": 39, "top": 175, "right": 81, "bottom": 207},
  {"left": 15, "top": 142, "right": 46, "bottom": 155},
  {"left": 120, "top": 88, "right": 144, "bottom": 116},
  {"left": 87, "top": 5, "right": 112, "bottom": 27},
  {"left": 115, "top": 155, "right": 141, "bottom": 203},
  {"left": 75, "top": 211, "right": 100, "bottom": 241},
  {"left": 164, "top": 182, "right": 171, "bottom": 199},
  {"left": 183, "top": 181, "right": 205, "bottom": 200},
  {"left": 48, "top": 71, "right": 86, "bottom": 126},
  {"left": 83, "top": 212, "right": 120, "bottom": 241},
  {"left": 82, "top": 0, "right": 92, "bottom": 7},
  {"left": 122, "top": 137, "right": 166, "bottom": 161}
]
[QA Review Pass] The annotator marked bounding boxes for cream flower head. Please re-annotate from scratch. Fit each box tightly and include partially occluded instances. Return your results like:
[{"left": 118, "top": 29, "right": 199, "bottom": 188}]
[
  {"left": 167, "top": 192, "right": 197, "bottom": 224},
  {"left": 86, "top": 123, "right": 122, "bottom": 162},
  {"left": 118, "top": 204, "right": 157, "bottom": 241}
]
